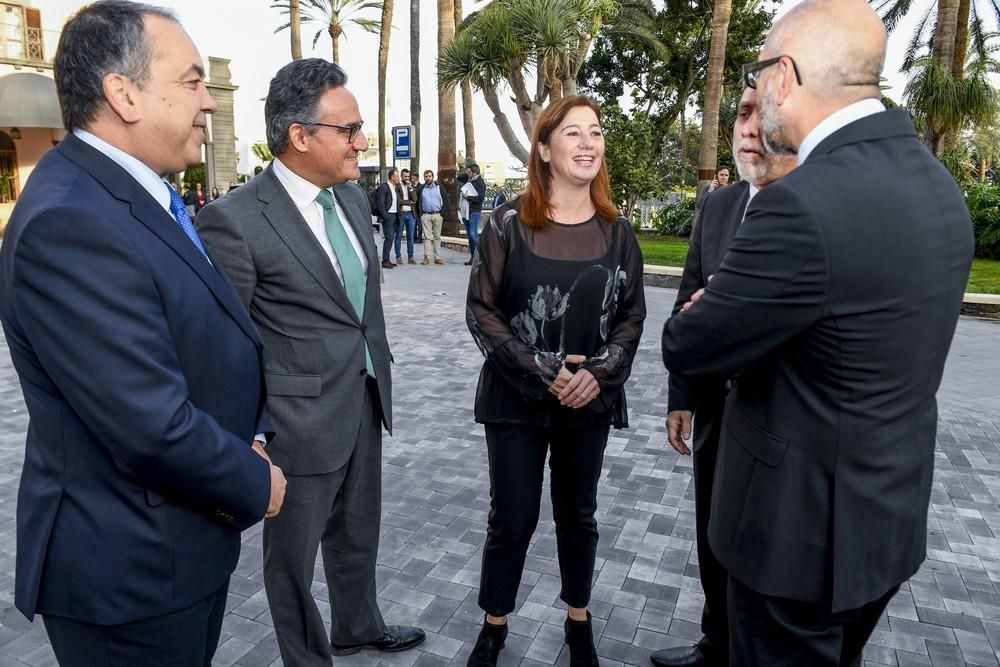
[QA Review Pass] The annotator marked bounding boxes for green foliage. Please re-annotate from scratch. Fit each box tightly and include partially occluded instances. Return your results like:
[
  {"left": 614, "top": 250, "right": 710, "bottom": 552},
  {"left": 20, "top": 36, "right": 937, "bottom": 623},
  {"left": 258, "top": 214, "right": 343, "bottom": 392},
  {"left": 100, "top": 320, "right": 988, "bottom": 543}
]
[
  {"left": 183, "top": 163, "right": 205, "bottom": 188},
  {"left": 602, "top": 104, "right": 666, "bottom": 216},
  {"left": 965, "top": 182, "right": 1000, "bottom": 259},
  {"left": 579, "top": 0, "right": 773, "bottom": 184},
  {"left": 251, "top": 143, "right": 274, "bottom": 163},
  {"left": 652, "top": 195, "right": 696, "bottom": 236}
]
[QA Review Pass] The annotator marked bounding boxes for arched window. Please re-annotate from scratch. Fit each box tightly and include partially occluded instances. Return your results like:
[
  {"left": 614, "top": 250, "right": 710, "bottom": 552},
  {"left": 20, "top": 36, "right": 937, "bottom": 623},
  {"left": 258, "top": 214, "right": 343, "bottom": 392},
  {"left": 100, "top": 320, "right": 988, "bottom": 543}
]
[{"left": 0, "top": 130, "right": 18, "bottom": 203}]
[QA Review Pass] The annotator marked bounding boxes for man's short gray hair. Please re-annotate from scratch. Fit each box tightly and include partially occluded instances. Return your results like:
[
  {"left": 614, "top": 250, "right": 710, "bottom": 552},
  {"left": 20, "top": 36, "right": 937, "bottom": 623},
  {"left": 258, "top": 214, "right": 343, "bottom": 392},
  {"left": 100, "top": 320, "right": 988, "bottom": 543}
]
[
  {"left": 54, "top": 0, "right": 177, "bottom": 130},
  {"left": 265, "top": 58, "right": 349, "bottom": 156}
]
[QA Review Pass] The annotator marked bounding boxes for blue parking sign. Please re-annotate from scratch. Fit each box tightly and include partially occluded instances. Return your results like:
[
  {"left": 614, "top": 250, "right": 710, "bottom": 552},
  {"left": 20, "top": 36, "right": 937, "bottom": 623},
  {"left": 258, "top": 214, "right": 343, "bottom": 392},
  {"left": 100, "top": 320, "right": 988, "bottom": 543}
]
[{"left": 393, "top": 126, "right": 411, "bottom": 160}]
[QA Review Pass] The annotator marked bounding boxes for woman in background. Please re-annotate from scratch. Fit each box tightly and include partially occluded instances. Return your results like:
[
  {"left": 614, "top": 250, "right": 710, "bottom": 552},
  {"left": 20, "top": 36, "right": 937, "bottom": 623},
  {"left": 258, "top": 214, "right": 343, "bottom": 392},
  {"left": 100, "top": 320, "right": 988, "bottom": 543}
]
[{"left": 465, "top": 95, "right": 646, "bottom": 667}]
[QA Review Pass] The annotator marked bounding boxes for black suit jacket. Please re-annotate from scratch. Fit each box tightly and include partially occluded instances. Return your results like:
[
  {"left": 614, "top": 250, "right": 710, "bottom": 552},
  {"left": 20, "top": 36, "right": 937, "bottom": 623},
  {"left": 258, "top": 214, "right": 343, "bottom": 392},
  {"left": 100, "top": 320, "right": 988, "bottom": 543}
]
[
  {"left": 374, "top": 181, "right": 403, "bottom": 221},
  {"left": 662, "top": 109, "right": 974, "bottom": 612},
  {"left": 668, "top": 183, "right": 749, "bottom": 452}
]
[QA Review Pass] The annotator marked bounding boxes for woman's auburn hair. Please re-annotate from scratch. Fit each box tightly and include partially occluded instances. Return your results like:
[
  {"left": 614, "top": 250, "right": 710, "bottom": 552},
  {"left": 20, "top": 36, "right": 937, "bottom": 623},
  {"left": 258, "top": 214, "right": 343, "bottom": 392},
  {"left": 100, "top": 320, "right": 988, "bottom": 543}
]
[{"left": 519, "top": 95, "right": 618, "bottom": 229}]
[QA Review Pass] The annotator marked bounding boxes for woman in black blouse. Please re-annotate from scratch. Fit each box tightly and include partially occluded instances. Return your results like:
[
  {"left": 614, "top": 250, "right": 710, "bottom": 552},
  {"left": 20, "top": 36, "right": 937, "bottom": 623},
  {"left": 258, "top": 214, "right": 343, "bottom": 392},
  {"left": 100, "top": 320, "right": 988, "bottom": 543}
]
[{"left": 465, "top": 96, "right": 646, "bottom": 667}]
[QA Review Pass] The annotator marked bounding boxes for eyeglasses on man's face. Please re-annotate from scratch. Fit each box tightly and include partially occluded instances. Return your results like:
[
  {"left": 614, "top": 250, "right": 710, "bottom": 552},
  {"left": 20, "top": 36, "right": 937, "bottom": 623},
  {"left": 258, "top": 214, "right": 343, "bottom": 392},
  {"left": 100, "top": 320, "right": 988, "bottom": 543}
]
[
  {"left": 300, "top": 120, "right": 365, "bottom": 144},
  {"left": 741, "top": 55, "right": 803, "bottom": 90}
]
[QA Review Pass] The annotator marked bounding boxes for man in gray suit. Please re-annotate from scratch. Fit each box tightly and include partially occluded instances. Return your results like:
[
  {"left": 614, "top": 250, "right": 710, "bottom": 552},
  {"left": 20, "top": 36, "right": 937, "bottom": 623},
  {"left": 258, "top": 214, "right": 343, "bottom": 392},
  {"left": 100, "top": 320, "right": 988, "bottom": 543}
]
[{"left": 197, "top": 58, "right": 425, "bottom": 666}]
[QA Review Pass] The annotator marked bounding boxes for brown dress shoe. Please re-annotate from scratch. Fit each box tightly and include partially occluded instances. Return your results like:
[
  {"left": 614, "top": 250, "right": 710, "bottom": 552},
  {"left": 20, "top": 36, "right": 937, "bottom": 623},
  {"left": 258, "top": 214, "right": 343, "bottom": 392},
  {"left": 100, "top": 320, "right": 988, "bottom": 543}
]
[
  {"left": 421, "top": 256, "right": 431, "bottom": 265},
  {"left": 435, "top": 258, "right": 445, "bottom": 265},
  {"left": 381, "top": 260, "right": 395, "bottom": 269}
]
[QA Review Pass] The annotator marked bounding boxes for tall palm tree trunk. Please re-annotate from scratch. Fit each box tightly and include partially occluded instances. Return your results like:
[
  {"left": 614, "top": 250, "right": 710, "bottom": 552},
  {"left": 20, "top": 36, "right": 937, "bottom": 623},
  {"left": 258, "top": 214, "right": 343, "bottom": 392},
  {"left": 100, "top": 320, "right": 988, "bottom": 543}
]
[
  {"left": 929, "top": 0, "right": 960, "bottom": 153},
  {"left": 330, "top": 26, "right": 341, "bottom": 64},
  {"left": 289, "top": 0, "right": 302, "bottom": 60},
  {"left": 696, "top": 0, "right": 733, "bottom": 198},
  {"left": 952, "top": 0, "right": 971, "bottom": 79},
  {"left": 410, "top": 0, "right": 421, "bottom": 172},
  {"left": 454, "top": 0, "right": 476, "bottom": 161},
  {"left": 438, "top": 0, "right": 459, "bottom": 235},
  {"left": 378, "top": 0, "right": 395, "bottom": 176}
]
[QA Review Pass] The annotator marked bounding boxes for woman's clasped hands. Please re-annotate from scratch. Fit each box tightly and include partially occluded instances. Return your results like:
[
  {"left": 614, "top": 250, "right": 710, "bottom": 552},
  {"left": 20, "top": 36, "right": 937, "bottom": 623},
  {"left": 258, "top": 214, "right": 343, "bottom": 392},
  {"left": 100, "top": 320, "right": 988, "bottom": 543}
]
[{"left": 548, "top": 354, "right": 600, "bottom": 409}]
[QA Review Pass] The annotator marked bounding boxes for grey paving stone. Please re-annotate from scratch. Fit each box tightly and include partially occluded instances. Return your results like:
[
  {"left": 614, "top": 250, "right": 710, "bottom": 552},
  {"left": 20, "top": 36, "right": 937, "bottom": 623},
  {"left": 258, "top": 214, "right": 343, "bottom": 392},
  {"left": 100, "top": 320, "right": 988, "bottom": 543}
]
[{"left": 0, "top": 243, "right": 999, "bottom": 665}]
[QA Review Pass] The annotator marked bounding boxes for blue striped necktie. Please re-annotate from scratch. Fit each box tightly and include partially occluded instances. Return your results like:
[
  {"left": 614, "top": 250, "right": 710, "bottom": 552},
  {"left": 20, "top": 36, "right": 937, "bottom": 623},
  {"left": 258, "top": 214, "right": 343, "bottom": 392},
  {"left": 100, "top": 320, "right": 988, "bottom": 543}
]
[{"left": 167, "top": 185, "right": 209, "bottom": 259}]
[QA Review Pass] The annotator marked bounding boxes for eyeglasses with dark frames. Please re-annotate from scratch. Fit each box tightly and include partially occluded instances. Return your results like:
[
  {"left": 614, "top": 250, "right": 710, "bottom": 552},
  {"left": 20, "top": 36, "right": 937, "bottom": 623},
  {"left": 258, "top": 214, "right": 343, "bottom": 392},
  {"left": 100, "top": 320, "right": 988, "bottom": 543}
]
[
  {"left": 741, "top": 55, "right": 803, "bottom": 90},
  {"left": 299, "top": 120, "right": 365, "bottom": 144}
]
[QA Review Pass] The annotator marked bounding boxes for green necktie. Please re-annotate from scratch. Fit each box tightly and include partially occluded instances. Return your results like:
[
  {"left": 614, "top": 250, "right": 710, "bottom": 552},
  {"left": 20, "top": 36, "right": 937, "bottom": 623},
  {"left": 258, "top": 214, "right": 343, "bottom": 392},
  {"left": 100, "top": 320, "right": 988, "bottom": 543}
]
[{"left": 315, "top": 189, "right": 375, "bottom": 378}]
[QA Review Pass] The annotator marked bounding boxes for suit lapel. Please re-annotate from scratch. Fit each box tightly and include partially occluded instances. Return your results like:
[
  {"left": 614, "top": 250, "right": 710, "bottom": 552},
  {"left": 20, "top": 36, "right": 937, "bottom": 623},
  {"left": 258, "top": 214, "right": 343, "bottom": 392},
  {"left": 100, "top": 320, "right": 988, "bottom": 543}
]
[
  {"left": 257, "top": 168, "right": 360, "bottom": 323},
  {"left": 57, "top": 134, "right": 262, "bottom": 347},
  {"left": 708, "top": 182, "right": 750, "bottom": 275}
]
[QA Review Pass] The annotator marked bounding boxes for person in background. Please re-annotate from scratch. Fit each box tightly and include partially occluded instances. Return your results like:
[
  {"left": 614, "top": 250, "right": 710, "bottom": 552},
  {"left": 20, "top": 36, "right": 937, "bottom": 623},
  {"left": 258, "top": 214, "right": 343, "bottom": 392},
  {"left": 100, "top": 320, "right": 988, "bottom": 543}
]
[
  {"left": 414, "top": 168, "right": 448, "bottom": 265},
  {"left": 492, "top": 185, "right": 508, "bottom": 210},
  {"left": 0, "top": 2, "right": 283, "bottom": 663},
  {"left": 376, "top": 167, "right": 402, "bottom": 269},
  {"left": 465, "top": 95, "right": 646, "bottom": 667},
  {"left": 708, "top": 165, "right": 730, "bottom": 192},
  {"left": 210, "top": 185, "right": 221, "bottom": 201},
  {"left": 398, "top": 168, "right": 418, "bottom": 264},
  {"left": 194, "top": 181, "right": 206, "bottom": 213},
  {"left": 461, "top": 162, "right": 486, "bottom": 265}
]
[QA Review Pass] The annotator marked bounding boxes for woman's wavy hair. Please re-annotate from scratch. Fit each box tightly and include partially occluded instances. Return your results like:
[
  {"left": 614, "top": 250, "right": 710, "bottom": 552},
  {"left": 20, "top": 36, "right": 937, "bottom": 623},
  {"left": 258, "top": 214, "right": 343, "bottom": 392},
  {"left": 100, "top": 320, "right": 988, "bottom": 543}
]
[{"left": 519, "top": 95, "right": 617, "bottom": 229}]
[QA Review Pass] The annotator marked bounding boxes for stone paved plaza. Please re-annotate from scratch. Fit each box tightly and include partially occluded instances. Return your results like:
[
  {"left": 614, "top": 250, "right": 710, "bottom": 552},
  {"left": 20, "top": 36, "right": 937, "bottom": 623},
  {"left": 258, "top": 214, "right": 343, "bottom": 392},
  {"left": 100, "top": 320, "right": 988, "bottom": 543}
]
[{"left": 1, "top": 242, "right": 1000, "bottom": 666}]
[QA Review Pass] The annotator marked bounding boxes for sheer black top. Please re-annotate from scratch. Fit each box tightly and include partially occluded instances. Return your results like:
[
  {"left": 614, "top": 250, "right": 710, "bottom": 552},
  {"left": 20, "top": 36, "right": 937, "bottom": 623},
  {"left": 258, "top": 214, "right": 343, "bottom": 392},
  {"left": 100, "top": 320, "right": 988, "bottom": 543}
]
[{"left": 466, "top": 199, "right": 646, "bottom": 428}]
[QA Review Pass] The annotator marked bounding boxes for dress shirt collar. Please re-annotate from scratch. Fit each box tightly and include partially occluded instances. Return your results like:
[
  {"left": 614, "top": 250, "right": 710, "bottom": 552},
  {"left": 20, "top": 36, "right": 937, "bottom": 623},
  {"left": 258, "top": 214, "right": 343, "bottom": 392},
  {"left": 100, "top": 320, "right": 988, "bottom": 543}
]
[
  {"left": 272, "top": 157, "right": 332, "bottom": 212},
  {"left": 747, "top": 183, "right": 759, "bottom": 202},
  {"left": 797, "top": 98, "right": 885, "bottom": 165},
  {"left": 73, "top": 128, "right": 171, "bottom": 213}
]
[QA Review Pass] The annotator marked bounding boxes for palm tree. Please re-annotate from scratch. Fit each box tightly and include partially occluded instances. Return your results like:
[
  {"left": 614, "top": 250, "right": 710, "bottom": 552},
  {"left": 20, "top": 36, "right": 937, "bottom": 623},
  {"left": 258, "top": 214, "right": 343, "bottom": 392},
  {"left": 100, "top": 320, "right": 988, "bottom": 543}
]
[
  {"left": 272, "top": 0, "right": 383, "bottom": 65},
  {"left": 378, "top": 0, "right": 394, "bottom": 176},
  {"left": 438, "top": 0, "right": 460, "bottom": 235},
  {"left": 904, "top": 48, "right": 999, "bottom": 154},
  {"left": 696, "top": 0, "right": 733, "bottom": 198},
  {"left": 438, "top": 0, "right": 661, "bottom": 164},
  {"left": 454, "top": 0, "right": 476, "bottom": 161},
  {"left": 290, "top": 0, "right": 303, "bottom": 59},
  {"left": 410, "top": 0, "right": 421, "bottom": 172},
  {"left": 970, "top": 113, "right": 1000, "bottom": 181}
]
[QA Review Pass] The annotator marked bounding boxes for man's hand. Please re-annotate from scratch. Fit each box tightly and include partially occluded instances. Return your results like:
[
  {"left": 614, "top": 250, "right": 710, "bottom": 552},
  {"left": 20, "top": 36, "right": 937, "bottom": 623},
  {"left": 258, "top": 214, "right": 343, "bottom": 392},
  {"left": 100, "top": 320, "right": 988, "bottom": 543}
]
[
  {"left": 667, "top": 410, "right": 694, "bottom": 455},
  {"left": 559, "top": 369, "right": 600, "bottom": 409},
  {"left": 266, "top": 464, "right": 286, "bottom": 519},
  {"left": 252, "top": 439, "right": 270, "bottom": 463},
  {"left": 680, "top": 275, "right": 713, "bottom": 313}
]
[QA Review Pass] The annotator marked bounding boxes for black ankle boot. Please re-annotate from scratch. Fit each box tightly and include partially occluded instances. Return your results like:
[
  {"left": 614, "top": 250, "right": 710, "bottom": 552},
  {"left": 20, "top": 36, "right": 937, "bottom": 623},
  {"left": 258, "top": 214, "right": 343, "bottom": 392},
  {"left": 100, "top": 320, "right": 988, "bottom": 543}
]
[
  {"left": 565, "top": 612, "right": 599, "bottom": 666},
  {"left": 467, "top": 617, "right": 508, "bottom": 667}
]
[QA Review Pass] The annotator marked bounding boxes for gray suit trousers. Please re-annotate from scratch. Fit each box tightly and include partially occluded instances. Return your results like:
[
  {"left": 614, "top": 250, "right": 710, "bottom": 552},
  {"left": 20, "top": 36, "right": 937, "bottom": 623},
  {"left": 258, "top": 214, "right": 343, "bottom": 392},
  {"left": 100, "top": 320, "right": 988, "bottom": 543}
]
[{"left": 263, "top": 380, "right": 386, "bottom": 666}]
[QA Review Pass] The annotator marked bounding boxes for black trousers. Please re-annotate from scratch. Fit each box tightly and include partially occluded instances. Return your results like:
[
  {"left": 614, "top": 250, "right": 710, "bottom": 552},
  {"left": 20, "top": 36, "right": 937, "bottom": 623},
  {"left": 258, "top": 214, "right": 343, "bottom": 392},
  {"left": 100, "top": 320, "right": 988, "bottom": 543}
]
[
  {"left": 728, "top": 574, "right": 898, "bottom": 667},
  {"left": 692, "top": 412, "right": 728, "bottom": 657},
  {"left": 478, "top": 421, "right": 610, "bottom": 616},
  {"left": 43, "top": 580, "right": 229, "bottom": 667}
]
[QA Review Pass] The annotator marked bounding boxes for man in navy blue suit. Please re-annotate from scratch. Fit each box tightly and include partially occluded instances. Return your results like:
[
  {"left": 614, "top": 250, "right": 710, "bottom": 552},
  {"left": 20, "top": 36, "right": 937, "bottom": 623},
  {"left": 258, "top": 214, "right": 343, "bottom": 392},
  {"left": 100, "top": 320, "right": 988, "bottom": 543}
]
[{"left": 0, "top": 1, "right": 286, "bottom": 664}]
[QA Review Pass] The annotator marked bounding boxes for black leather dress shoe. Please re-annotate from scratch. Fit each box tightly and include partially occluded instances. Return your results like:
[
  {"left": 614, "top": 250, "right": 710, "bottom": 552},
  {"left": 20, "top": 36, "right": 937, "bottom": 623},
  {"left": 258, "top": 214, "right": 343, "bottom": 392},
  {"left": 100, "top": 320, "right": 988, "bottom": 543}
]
[
  {"left": 650, "top": 644, "right": 724, "bottom": 667},
  {"left": 332, "top": 625, "right": 426, "bottom": 656}
]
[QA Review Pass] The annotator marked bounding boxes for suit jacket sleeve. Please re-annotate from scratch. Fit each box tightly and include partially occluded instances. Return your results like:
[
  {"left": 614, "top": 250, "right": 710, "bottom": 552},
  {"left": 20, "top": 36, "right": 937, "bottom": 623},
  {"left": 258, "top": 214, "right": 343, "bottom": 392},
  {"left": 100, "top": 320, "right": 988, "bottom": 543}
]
[
  {"left": 10, "top": 206, "right": 271, "bottom": 528},
  {"left": 666, "top": 197, "right": 708, "bottom": 412},
  {"left": 375, "top": 183, "right": 389, "bottom": 218},
  {"left": 662, "top": 183, "right": 829, "bottom": 377}
]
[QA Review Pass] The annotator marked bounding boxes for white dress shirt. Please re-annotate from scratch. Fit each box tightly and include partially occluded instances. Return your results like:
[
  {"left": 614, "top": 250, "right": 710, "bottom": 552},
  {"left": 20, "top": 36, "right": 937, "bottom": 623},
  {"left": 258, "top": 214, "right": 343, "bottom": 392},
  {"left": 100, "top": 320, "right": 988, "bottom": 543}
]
[
  {"left": 74, "top": 129, "right": 173, "bottom": 214},
  {"left": 797, "top": 98, "right": 885, "bottom": 165},
  {"left": 741, "top": 183, "right": 760, "bottom": 223},
  {"left": 271, "top": 157, "right": 369, "bottom": 284},
  {"left": 388, "top": 182, "right": 398, "bottom": 214}
]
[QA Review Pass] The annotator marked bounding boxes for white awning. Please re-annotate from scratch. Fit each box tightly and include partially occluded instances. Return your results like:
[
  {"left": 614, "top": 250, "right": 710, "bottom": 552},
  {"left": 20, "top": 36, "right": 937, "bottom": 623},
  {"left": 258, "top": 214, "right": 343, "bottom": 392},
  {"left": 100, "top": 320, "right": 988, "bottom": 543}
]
[{"left": 0, "top": 72, "right": 63, "bottom": 129}]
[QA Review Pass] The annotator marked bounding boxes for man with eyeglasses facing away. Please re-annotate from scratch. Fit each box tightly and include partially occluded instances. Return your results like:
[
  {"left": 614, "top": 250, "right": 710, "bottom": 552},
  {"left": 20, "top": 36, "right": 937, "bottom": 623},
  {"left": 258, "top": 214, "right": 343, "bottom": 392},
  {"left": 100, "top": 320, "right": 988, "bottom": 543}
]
[
  {"left": 661, "top": 0, "right": 973, "bottom": 664},
  {"left": 197, "top": 58, "right": 425, "bottom": 665},
  {"left": 651, "top": 86, "right": 797, "bottom": 667}
]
